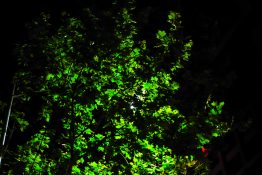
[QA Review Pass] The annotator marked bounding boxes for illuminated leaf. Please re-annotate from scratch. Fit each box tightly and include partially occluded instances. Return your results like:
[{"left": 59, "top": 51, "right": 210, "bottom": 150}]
[
  {"left": 72, "top": 165, "right": 81, "bottom": 174},
  {"left": 143, "top": 82, "right": 152, "bottom": 90},
  {"left": 53, "top": 94, "right": 59, "bottom": 101},
  {"left": 97, "top": 146, "right": 105, "bottom": 152},
  {"left": 115, "top": 135, "right": 122, "bottom": 139},
  {"left": 168, "top": 11, "right": 176, "bottom": 20},
  {"left": 46, "top": 73, "right": 54, "bottom": 80},
  {"left": 210, "top": 109, "right": 217, "bottom": 116},
  {"left": 156, "top": 30, "right": 166, "bottom": 39},
  {"left": 95, "top": 134, "right": 104, "bottom": 141},
  {"left": 71, "top": 73, "right": 79, "bottom": 82},
  {"left": 85, "top": 128, "right": 92, "bottom": 135},
  {"left": 212, "top": 132, "right": 219, "bottom": 137}
]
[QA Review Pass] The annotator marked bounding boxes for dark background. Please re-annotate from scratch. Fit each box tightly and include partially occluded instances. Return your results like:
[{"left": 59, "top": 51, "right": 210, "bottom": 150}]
[{"left": 0, "top": 0, "right": 261, "bottom": 173}]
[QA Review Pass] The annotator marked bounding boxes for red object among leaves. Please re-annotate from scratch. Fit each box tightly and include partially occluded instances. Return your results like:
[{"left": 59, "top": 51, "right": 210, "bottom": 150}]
[{"left": 201, "top": 147, "right": 209, "bottom": 157}]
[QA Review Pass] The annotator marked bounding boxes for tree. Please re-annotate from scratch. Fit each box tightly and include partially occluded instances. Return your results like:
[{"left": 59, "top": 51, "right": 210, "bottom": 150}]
[{"left": 2, "top": 1, "right": 230, "bottom": 174}]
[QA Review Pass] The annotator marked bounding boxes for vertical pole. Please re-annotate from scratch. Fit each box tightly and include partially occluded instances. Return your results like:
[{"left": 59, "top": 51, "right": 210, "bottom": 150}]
[{"left": 0, "top": 81, "right": 16, "bottom": 168}]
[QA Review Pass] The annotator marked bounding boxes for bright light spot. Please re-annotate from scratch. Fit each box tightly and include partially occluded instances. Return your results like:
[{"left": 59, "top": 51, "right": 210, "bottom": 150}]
[
  {"left": 130, "top": 102, "right": 135, "bottom": 109},
  {"left": 129, "top": 102, "right": 137, "bottom": 113}
]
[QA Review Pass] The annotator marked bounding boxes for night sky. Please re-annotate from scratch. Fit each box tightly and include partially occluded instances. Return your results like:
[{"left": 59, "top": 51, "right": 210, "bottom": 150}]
[{"left": 1, "top": 0, "right": 261, "bottom": 170}]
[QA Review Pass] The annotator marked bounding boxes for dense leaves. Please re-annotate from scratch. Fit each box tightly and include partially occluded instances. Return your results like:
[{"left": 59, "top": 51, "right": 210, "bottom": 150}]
[{"left": 3, "top": 1, "right": 230, "bottom": 174}]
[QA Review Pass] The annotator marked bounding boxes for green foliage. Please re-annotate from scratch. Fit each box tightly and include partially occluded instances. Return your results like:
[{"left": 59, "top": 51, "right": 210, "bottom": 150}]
[
  {"left": 16, "top": 115, "right": 29, "bottom": 132},
  {"left": 7, "top": 1, "right": 230, "bottom": 174}
]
